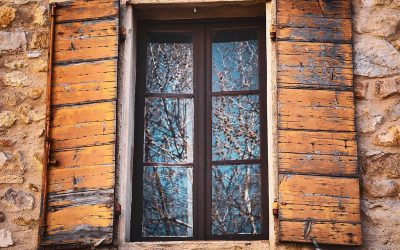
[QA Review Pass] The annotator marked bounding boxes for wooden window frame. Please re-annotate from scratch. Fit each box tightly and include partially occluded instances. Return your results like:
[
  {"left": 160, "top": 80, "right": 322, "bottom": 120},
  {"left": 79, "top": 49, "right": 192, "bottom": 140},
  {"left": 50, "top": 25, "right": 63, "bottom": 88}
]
[{"left": 131, "top": 18, "right": 268, "bottom": 242}]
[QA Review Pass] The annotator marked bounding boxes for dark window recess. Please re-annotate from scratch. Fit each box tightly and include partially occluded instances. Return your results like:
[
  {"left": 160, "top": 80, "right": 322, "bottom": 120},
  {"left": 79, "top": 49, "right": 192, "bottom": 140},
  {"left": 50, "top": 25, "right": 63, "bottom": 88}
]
[{"left": 132, "top": 19, "right": 267, "bottom": 241}]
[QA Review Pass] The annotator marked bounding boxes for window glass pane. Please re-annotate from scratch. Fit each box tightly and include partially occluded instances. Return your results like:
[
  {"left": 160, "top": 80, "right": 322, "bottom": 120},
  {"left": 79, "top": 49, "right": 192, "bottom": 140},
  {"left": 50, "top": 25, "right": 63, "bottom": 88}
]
[
  {"left": 144, "top": 97, "right": 194, "bottom": 163},
  {"left": 212, "top": 95, "right": 260, "bottom": 161},
  {"left": 211, "top": 164, "right": 261, "bottom": 235},
  {"left": 212, "top": 29, "right": 258, "bottom": 92},
  {"left": 143, "top": 166, "right": 193, "bottom": 237},
  {"left": 146, "top": 33, "right": 193, "bottom": 94}
]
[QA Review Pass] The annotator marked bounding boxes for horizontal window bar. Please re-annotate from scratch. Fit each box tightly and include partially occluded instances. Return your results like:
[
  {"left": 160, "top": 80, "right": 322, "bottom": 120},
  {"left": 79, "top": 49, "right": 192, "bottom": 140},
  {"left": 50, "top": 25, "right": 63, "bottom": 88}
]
[
  {"left": 143, "top": 162, "right": 193, "bottom": 167},
  {"left": 211, "top": 159, "right": 261, "bottom": 165},
  {"left": 211, "top": 90, "right": 259, "bottom": 96},
  {"left": 144, "top": 93, "right": 194, "bottom": 98}
]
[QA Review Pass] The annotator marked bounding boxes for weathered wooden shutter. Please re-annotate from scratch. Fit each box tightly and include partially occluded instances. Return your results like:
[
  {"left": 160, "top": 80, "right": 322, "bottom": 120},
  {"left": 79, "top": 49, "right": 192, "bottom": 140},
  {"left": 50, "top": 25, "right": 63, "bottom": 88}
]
[
  {"left": 277, "top": 0, "right": 362, "bottom": 245},
  {"left": 40, "top": 0, "right": 118, "bottom": 247}
]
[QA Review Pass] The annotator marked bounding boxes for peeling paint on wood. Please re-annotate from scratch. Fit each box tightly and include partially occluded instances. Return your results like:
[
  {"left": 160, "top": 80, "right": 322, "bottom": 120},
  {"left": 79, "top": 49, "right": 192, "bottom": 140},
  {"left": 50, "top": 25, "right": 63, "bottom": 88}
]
[
  {"left": 277, "top": 0, "right": 361, "bottom": 245},
  {"left": 41, "top": 0, "right": 118, "bottom": 247}
]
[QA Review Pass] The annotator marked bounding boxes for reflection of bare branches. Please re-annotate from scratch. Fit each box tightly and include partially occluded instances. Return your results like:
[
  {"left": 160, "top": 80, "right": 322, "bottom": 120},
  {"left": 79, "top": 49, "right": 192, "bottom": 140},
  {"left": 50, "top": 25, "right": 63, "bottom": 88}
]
[
  {"left": 147, "top": 43, "right": 193, "bottom": 93},
  {"left": 213, "top": 40, "right": 258, "bottom": 91},
  {"left": 212, "top": 165, "right": 261, "bottom": 235},
  {"left": 143, "top": 167, "right": 193, "bottom": 237}
]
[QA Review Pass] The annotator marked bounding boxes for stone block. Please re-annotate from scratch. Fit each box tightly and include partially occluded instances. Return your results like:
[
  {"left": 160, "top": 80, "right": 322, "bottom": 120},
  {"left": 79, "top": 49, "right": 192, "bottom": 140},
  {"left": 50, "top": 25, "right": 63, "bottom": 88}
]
[
  {"left": 0, "top": 31, "right": 26, "bottom": 52},
  {"left": 0, "top": 6, "right": 16, "bottom": 28}
]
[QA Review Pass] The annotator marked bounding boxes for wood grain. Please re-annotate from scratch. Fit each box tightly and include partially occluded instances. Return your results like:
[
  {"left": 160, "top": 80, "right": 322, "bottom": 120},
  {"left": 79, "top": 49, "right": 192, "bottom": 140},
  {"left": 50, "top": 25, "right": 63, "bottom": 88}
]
[
  {"left": 278, "top": 130, "right": 357, "bottom": 156},
  {"left": 277, "top": 0, "right": 351, "bottom": 19},
  {"left": 278, "top": 88, "right": 355, "bottom": 131},
  {"left": 42, "top": 0, "right": 118, "bottom": 246},
  {"left": 52, "top": 59, "right": 117, "bottom": 105},
  {"left": 55, "top": 0, "right": 118, "bottom": 23},
  {"left": 279, "top": 174, "right": 360, "bottom": 222},
  {"left": 54, "top": 19, "right": 118, "bottom": 63},
  {"left": 280, "top": 221, "right": 362, "bottom": 245},
  {"left": 277, "top": 41, "right": 353, "bottom": 88},
  {"left": 279, "top": 152, "right": 357, "bottom": 177}
]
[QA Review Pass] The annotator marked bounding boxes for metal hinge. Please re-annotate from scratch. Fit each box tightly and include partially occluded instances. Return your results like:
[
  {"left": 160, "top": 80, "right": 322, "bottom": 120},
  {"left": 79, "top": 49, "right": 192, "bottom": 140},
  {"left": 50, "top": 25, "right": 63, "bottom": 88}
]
[
  {"left": 119, "top": 27, "right": 126, "bottom": 42},
  {"left": 270, "top": 24, "right": 277, "bottom": 41},
  {"left": 272, "top": 200, "right": 279, "bottom": 217}
]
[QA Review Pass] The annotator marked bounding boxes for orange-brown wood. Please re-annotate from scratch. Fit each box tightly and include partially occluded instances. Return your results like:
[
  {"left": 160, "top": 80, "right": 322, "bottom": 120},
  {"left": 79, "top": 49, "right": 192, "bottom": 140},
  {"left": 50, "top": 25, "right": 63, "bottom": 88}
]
[
  {"left": 46, "top": 204, "right": 113, "bottom": 234},
  {"left": 277, "top": 41, "right": 353, "bottom": 88},
  {"left": 276, "top": 0, "right": 351, "bottom": 19},
  {"left": 41, "top": 0, "right": 118, "bottom": 246},
  {"left": 48, "top": 165, "right": 114, "bottom": 193},
  {"left": 278, "top": 89, "right": 355, "bottom": 131},
  {"left": 276, "top": 0, "right": 361, "bottom": 245},
  {"left": 279, "top": 175, "right": 360, "bottom": 222},
  {"left": 50, "top": 144, "right": 115, "bottom": 169},
  {"left": 55, "top": 0, "right": 118, "bottom": 23},
  {"left": 278, "top": 130, "right": 357, "bottom": 156},
  {"left": 54, "top": 19, "right": 117, "bottom": 62},
  {"left": 280, "top": 221, "right": 362, "bottom": 245},
  {"left": 52, "top": 60, "right": 117, "bottom": 105},
  {"left": 279, "top": 152, "right": 357, "bottom": 176}
]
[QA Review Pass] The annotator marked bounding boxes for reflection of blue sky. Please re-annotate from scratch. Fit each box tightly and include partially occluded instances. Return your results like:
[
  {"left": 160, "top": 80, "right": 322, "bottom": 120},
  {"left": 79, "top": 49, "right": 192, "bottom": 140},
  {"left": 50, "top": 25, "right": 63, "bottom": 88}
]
[
  {"left": 212, "top": 40, "right": 258, "bottom": 92},
  {"left": 144, "top": 98, "right": 194, "bottom": 163},
  {"left": 143, "top": 166, "right": 193, "bottom": 237},
  {"left": 212, "top": 164, "right": 261, "bottom": 235},
  {"left": 212, "top": 95, "right": 260, "bottom": 161},
  {"left": 146, "top": 42, "right": 193, "bottom": 94}
]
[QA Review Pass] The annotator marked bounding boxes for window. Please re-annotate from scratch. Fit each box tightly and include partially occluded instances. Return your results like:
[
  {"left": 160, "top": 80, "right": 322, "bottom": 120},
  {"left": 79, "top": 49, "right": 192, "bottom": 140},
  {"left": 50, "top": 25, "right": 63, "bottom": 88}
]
[{"left": 132, "top": 19, "right": 267, "bottom": 241}]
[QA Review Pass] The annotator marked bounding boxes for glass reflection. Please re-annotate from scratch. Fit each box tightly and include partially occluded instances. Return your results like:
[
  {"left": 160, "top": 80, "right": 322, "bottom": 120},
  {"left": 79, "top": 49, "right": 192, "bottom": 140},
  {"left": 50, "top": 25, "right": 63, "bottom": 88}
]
[
  {"left": 143, "top": 166, "right": 193, "bottom": 237},
  {"left": 146, "top": 33, "right": 193, "bottom": 94},
  {"left": 212, "top": 95, "right": 260, "bottom": 161},
  {"left": 212, "top": 164, "right": 261, "bottom": 235},
  {"left": 144, "top": 98, "right": 194, "bottom": 163},
  {"left": 212, "top": 29, "right": 258, "bottom": 92}
]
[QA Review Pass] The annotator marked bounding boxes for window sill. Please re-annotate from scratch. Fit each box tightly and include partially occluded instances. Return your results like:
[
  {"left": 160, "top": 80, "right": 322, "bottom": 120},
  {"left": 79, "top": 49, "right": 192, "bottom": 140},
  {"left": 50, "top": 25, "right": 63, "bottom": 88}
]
[{"left": 120, "top": 240, "right": 269, "bottom": 249}]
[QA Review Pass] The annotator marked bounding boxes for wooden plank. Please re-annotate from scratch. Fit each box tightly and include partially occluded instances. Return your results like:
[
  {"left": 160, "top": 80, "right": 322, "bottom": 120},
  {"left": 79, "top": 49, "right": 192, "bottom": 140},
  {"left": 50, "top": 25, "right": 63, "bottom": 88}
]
[
  {"left": 50, "top": 144, "right": 114, "bottom": 169},
  {"left": 52, "top": 59, "right": 117, "bottom": 105},
  {"left": 50, "top": 102, "right": 115, "bottom": 149},
  {"left": 55, "top": 0, "right": 118, "bottom": 23},
  {"left": 278, "top": 130, "right": 357, "bottom": 156},
  {"left": 277, "top": 41, "right": 353, "bottom": 88},
  {"left": 277, "top": 17, "right": 352, "bottom": 43},
  {"left": 276, "top": 0, "right": 351, "bottom": 19},
  {"left": 279, "top": 174, "right": 360, "bottom": 222},
  {"left": 48, "top": 165, "right": 114, "bottom": 193},
  {"left": 280, "top": 221, "right": 361, "bottom": 245},
  {"left": 278, "top": 89, "right": 355, "bottom": 131},
  {"left": 279, "top": 152, "right": 357, "bottom": 176},
  {"left": 54, "top": 19, "right": 118, "bottom": 62}
]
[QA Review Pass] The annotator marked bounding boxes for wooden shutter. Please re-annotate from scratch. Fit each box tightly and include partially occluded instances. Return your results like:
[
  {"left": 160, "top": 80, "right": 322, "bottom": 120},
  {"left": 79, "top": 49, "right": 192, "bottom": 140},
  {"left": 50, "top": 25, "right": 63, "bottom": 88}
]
[
  {"left": 276, "top": 0, "right": 362, "bottom": 245},
  {"left": 40, "top": 0, "right": 118, "bottom": 247}
]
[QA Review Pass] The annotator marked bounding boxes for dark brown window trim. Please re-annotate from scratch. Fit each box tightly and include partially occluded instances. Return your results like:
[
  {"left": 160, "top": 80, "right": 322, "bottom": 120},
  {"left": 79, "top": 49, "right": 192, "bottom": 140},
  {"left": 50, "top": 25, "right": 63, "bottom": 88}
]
[{"left": 131, "top": 18, "right": 268, "bottom": 242}]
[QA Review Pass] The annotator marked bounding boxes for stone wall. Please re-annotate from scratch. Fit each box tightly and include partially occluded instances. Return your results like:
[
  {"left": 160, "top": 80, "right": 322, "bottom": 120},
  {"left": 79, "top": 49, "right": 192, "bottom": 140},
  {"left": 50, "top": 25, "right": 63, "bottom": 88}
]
[
  {"left": 353, "top": 1, "right": 400, "bottom": 249},
  {"left": 0, "top": 0, "right": 48, "bottom": 249},
  {"left": 0, "top": 0, "right": 399, "bottom": 249}
]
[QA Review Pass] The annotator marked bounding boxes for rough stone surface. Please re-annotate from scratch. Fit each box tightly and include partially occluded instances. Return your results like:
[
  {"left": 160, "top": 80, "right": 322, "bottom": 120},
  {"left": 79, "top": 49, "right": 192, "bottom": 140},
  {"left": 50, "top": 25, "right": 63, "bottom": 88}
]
[
  {"left": 0, "top": 6, "right": 16, "bottom": 28},
  {"left": 4, "top": 60, "right": 27, "bottom": 70},
  {"left": 3, "top": 71, "right": 31, "bottom": 87},
  {"left": 354, "top": 35, "right": 400, "bottom": 77},
  {"left": 375, "top": 125, "right": 400, "bottom": 146},
  {"left": 0, "top": 31, "right": 26, "bottom": 52},
  {"left": 0, "top": 229, "right": 13, "bottom": 248},
  {"left": 376, "top": 76, "right": 400, "bottom": 98},
  {"left": 0, "top": 111, "right": 17, "bottom": 129},
  {"left": 33, "top": 5, "right": 46, "bottom": 26},
  {"left": 0, "top": 188, "right": 34, "bottom": 211}
]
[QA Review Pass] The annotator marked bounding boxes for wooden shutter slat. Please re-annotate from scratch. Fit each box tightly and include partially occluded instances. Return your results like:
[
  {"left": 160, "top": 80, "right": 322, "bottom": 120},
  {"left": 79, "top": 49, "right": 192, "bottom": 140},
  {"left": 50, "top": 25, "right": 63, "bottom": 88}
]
[
  {"left": 278, "top": 89, "right": 355, "bottom": 131},
  {"left": 277, "top": 0, "right": 361, "bottom": 245},
  {"left": 41, "top": 0, "right": 118, "bottom": 247},
  {"left": 55, "top": 0, "right": 118, "bottom": 23},
  {"left": 280, "top": 221, "right": 361, "bottom": 245},
  {"left": 277, "top": 41, "right": 353, "bottom": 89}
]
